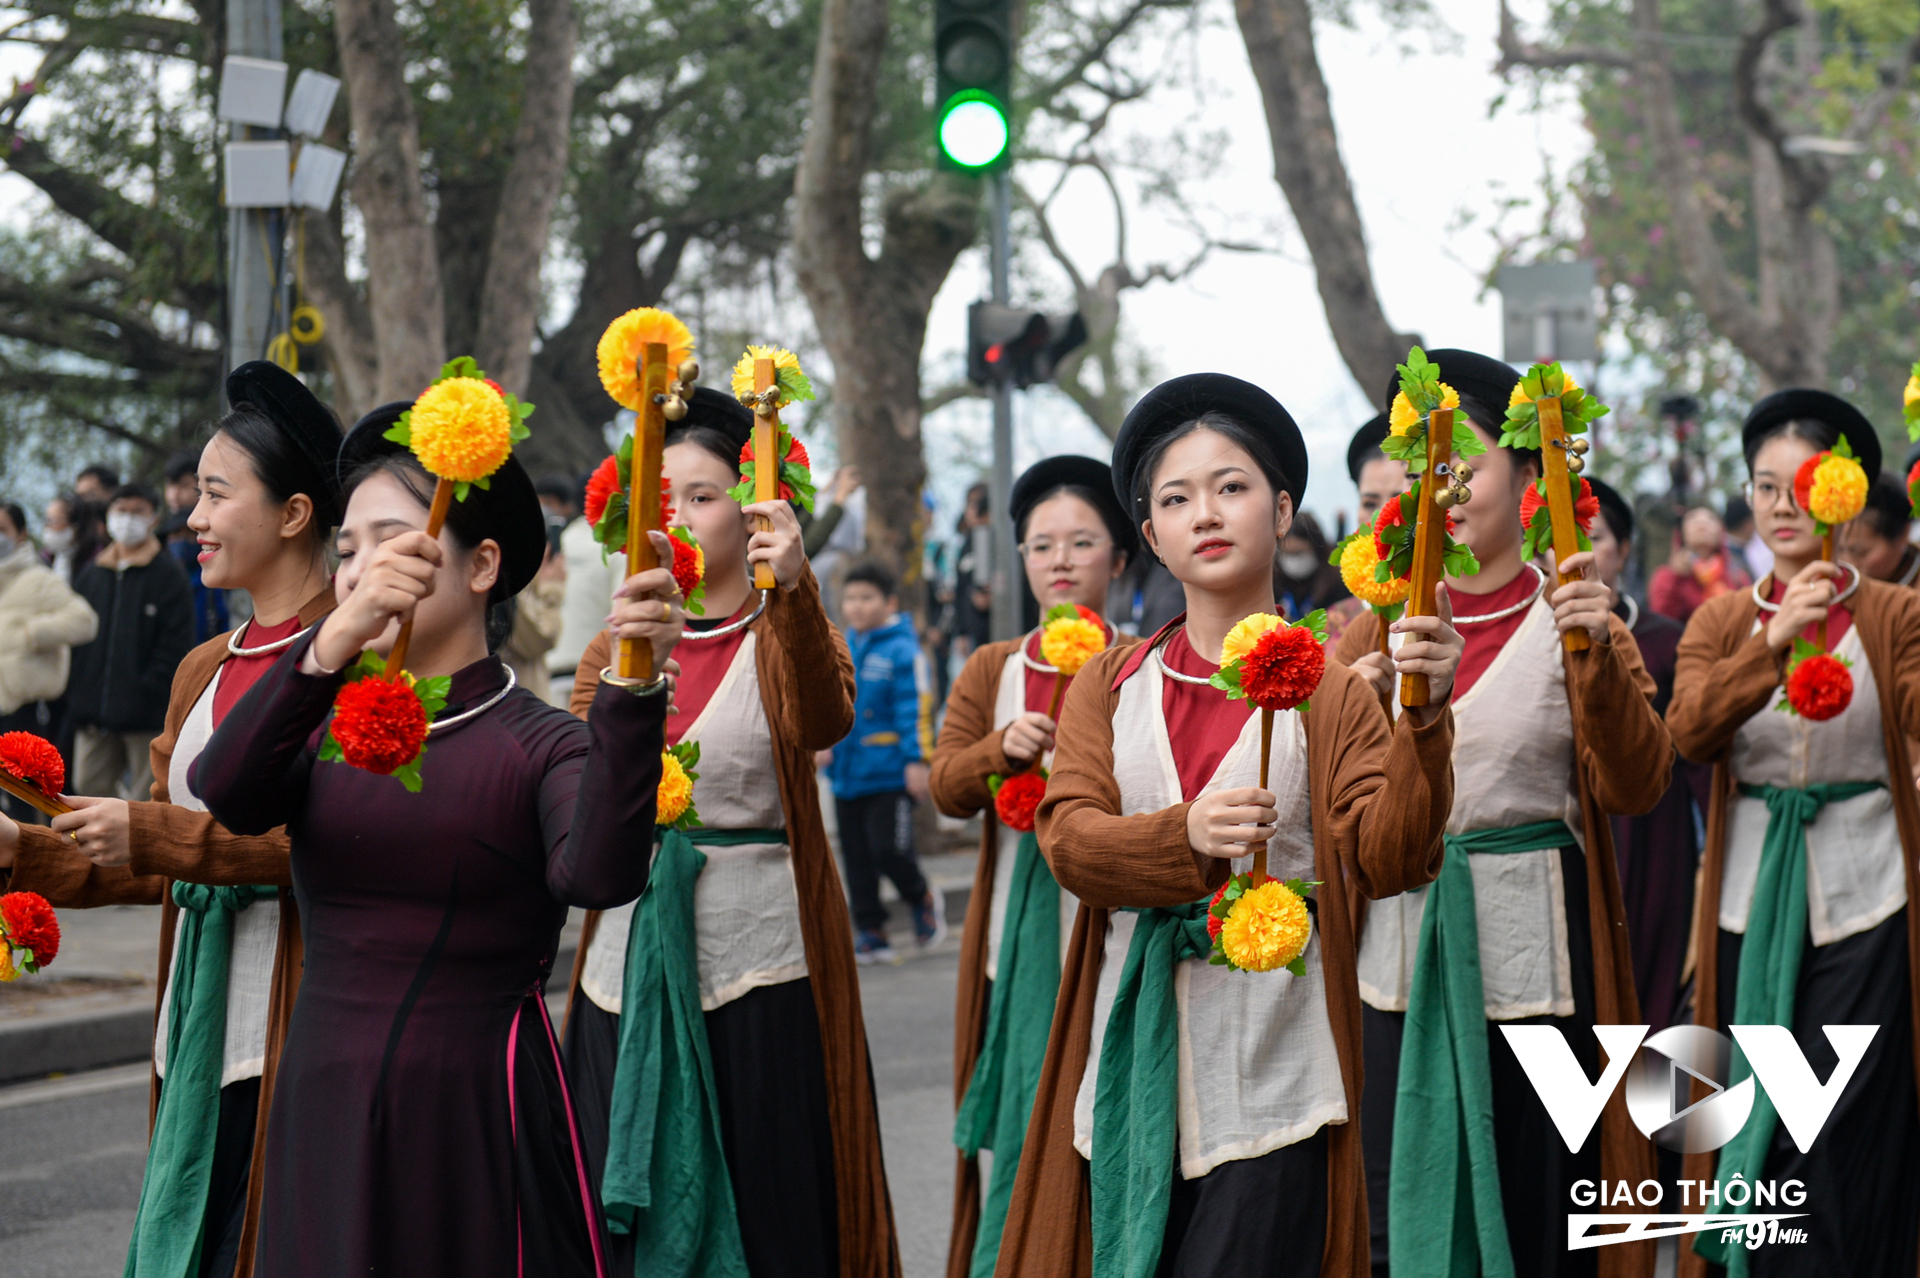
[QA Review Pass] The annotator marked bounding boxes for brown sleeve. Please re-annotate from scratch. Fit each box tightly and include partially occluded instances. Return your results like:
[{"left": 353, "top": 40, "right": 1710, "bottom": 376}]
[
  {"left": 1331, "top": 609, "right": 1377, "bottom": 667},
  {"left": 1312, "top": 662, "right": 1453, "bottom": 900},
  {"left": 571, "top": 630, "right": 614, "bottom": 720},
  {"left": 930, "top": 645, "right": 1015, "bottom": 820},
  {"left": 126, "top": 805, "right": 293, "bottom": 887},
  {"left": 1878, "top": 588, "right": 1920, "bottom": 741},
  {"left": 1034, "top": 649, "right": 1220, "bottom": 909},
  {"left": 1665, "top": 600, "right": 1781, "bottom": 766},
  {"left": 1567, "top": 613, "right": 1673, "bottom": 817},
  {"left": 761, "top": 567, "right": 856, "bottom": 753},
  {"left": 6, "top": 823, "right": 166, "bottom": 906}
]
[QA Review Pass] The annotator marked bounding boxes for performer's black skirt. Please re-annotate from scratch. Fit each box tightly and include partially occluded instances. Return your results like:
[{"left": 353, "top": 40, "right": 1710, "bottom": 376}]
[
  {"left": 1711, "top": 907, "right": 1920, "bottom": 1277},
  {"left": 564, "top": 976, "right": 840, "bottom": 1278},
  {"left": 1361, "top": 842, "right": 1600, "bottom": 1278},
  {"left": 1155, "top": 1128, "right": 1329, "bottom": 1278}
]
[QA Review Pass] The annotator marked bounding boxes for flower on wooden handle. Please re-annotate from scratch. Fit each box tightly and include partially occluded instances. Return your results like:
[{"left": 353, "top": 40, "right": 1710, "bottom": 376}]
[
  {"left": 382, "top": 357, "right": 533, "bottom": 501},
  {"left": 1501, "top": 361, "right": 1609, "bottom": 450},
  {"left": 319, "top": 653, "right": 451, "bottom": 792},
  {"left": 1210, "top": 611, "right": 1328, "bottom": 713},
  {"left": 1208, "top": 874, "right": 1316, "bottom": 975},
  {"left": 1331, "top": 530, "right": 1409, "bottom": 617},
  {"left": 1903, "top": 362, "right": 1920, "bottom": 441},
  {"left": 1372, "top": 485, "right": 1475, "bottom": 584},
  {"left": 1792, "top": 438, "right": 1868, "bottom": 535},
  {"left": 1040, "top": 603, "right": 1106, "bottom": 675},
  {"left": 1381, "top": 347, "right": 1487, "bottom": 476},
  {"left": 730, "top": 346, "right": 814, "bottom": 410},
  {"left": 659, "top": 742, "right": 702, "bottom": 830},
  {"left": 1777, "top": 640, "right": 1852, "bottom": 721},
  {"left": 1518, "top": 474, "right": 1599, "bottom": 564},
  {"left": 0, "top": 890, "right": 60, "bottom": 980},
  {"left": 598, "top": 309, "right": 694, "bottom": 413},
  {"left": 730, "top": 427, "right": 817, "bottom": 512},
  {"left": 0, "top": 731, "right": 65, "bottom": 798},
  {"left": 989, "top": 769, "right": 1047, "bottom": 832}
]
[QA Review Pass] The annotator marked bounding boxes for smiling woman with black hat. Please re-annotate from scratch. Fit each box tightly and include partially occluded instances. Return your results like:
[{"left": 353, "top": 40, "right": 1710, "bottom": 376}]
[
  {"left": 186, "top": 390, "right": 683, "bottom": 1278},
  {"left": 1666, "top": 389, "right": 1920, "bottom": 1278},
  {"left": 931, "top": 453, "right": 1139, "bottom": 1278},
  {"left": 991, "top": 374, "right": 1464, "bottom": 1278},
  {"left": 0, "top": 360, "right": 346, "bottom": 1278}
]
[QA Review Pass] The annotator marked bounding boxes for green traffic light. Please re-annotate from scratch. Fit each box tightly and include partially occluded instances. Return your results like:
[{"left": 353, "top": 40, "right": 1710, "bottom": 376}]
[{"left": 938, "top": 91, "right": 1008, "bottom": 169}]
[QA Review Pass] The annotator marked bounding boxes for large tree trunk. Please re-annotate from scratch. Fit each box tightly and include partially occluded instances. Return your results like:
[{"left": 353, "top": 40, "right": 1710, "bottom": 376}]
[
  {"left": 793, "top": 0, "right": 977, "bottom": 603},
  {"left": 1234, "top": 0, "right": 1416, "bottom": 397},
  {"left": 302, "top": 212, "right": 379, "bottom": 422},
  {"left": 473, "top": 0, "right": 578, "bottom": 398},
  {"left": 334, "top": 0, "right": 445, "bottom": 399}
]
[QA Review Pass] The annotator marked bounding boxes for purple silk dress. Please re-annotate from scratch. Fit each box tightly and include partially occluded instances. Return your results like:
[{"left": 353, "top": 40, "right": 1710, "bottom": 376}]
[{"left": 192, "top": 635, "right": 664, "bottom": 1278}]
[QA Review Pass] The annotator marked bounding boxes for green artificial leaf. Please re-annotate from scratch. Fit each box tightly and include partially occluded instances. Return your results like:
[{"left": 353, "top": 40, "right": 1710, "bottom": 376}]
[
  {"left": 1210, "top": 953, "right": 1229, "bottom": 966},
  {"left": 440, "top": 356, "right": 481, "bottom": 382},
  {"left": 1833, "top": 435, "right": 1857, "bottom": 462},
  {"left": 1044, "top": 602, "right": 1082, "bottom": 624},
  {"left": 1295, "top": 608, "right": 1329, "bottom": 645},
  {"left": 452, "top": 480, "right": 472, "bottom": 502},
  {"left": 393, "top": 755, "right": 426, "bottom": 793},
  {"left": 416, "top": 675, "right": 452, "bottom": 720},
  {"left": 1285, "top": 955, "right": 1308, "bottom": 978},
  {"left": 773, "top": 365, "right": 816, "bottom": 403},
  {"left": 1209, "top": 664, "right": 1246, "bottom": 699},
  {"left": 782, "top": 462, "right": 818, "bottom": 512},
  {"left": 1442, "top": 541, "right": 1482, "bottom": 577},
  {"left": 318, "top": 732, "right": 343, "bottom": 763},
  {"left": 1375, "top": 600, "right": 1407, "bottom": 624},
  {"left": 1452, "top": 419, "right": 1488, "bottom": 457},
  {"left": 672, "top": 740, "right": 702, "bottom": 773},
  {"left": 384, "top": 415, "right": 413, "bottom": 447},
  {"left": 988, "top": 774, "right": 1003, "bottom": 796}
]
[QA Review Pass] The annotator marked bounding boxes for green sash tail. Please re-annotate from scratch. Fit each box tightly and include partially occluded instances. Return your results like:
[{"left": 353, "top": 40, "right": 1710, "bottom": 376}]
[
  {"left": 1388, "top": 819, "right": 1576, "bottom": 1278},
  {"left": 954, "top": 830, "right": 1064, "bottom": 1278},
  {"left": 123, "top": 882, "right": 277, "bottom": 1278},
  {"left": 601, "top": 826, "right": 785, "bottom": 1278},
  {"left": 1694, "top": 781, "right": 1881, "bottom": 1275},
  {"left": 1088, "top": 901, "right": 1213, "bottom": 1278}
]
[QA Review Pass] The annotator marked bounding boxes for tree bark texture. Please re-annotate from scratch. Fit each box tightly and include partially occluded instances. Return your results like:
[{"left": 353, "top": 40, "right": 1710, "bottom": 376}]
[
  {"left": 301, "top": 213, "right": 380, "bottom": 422},
  {"left": 1234, "top": 0, "right": 1416, "bottom": 400}
]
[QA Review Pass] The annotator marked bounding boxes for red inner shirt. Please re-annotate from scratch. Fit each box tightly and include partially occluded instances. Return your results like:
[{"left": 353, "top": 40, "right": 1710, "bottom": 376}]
[
  {"left": 1450, "top": 567, "right": 1547, "bottom": 699},
  {"left": 212, "top": 613, "right": 307, "bottom": 727},
  {"left": 1766, "top": 569, "right": 1853, "bottom": 650},
  {"left": 666, "top": 598, "right": 755, "bottom": 746},
  {"left": 1159, "top": 628, "right": 1254, "bottom": 802}
]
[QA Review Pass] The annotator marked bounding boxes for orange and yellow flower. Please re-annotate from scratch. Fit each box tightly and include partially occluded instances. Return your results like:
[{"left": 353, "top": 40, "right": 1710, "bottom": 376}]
[
  {"left": 658, "top": 750, "right": 695, "bottom": 826},
  {"left": 1219, "top": 613, "right": 1285, "bottom": 666},
  {"left": 408, "top": 378, "right": 514, "bottom": 485},
  {"left": 597, "top": 309, "right": 695, "bottom": 412},
  {"left": 1040, "top": 605, "right": 1106, "bottom": 675},
  {"left": 1338, "top": 535, "right": 1411, "bottom": 608},
  {"left": 1389, "top": 382, "right": 1459, "bottom": 437},
  {"left": 1794, "top": 450, "right": 1868, "bottom": 528},
  {"left": 1219, "top": 879, "right": 1312, "bottom": 973}
]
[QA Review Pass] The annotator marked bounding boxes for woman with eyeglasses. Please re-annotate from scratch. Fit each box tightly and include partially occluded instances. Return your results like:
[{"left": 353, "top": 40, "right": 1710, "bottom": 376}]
[
  {"left": 1666, "top": 391, "right": 1920, "bottom": 1278},
  {"left": 931, "top": 455, "right": 1139, "bottom": 1278}
]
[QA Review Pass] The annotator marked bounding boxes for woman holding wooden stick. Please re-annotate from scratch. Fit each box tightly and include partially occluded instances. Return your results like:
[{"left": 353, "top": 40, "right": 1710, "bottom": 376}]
[
  {"left": 992, "top": 374, "right": 1463, "bottom": 1278},
  {"left": 933, "top": 454, "right": 1139, "bottom": 1278},
  {"left": 1333, "top": 348, "right": 1670, "bottom": 1278},
  {"left": 189, "top": 406, "right": 683, "bottom": 1278},
  {"left": 1666, "top": 391, "right": 1920, "bottom": 1278},
  {"left": 0, "top": 361, "right": 340, "bottom": 1278},
  {"left": 562, "top": 387, "right": 898, "bottom": 1278}
]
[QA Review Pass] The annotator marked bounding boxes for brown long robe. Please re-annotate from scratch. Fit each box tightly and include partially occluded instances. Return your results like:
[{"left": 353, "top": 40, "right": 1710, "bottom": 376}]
[
  {"left": 1332, "top": 608, "right": 1667, "bottom": 1278},
  {"left": 2, "top": 586, "right": 332, "bottom": 1277},
  {"left": 930, "top": 630, "right": 1144, "bottom": 1278},
  {"left": 564, "top": 566, "right": 903, "bottom": 1278},
  {"left": 991, "top": 629, "right": 1455, "bottom": 1278},
  {"left": 1665, "top": 576, "right": 1920, "bottom": 1278}
]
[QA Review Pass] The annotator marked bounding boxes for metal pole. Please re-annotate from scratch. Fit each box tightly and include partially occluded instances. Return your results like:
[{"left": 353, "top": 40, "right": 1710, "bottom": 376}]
[
  {"left": 988, "top": 167, "right": 1019, "bottom": 642},
  {"left": 226, "top": 0, "right": 284, "bottom": 385}
]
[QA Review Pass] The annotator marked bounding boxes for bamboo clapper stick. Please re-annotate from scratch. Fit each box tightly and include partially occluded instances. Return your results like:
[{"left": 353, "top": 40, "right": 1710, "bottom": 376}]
[
  {"left": 1400, "top": 408, "right": 1453, "bottom": 708},
  {"left": 1537, "top": 396, "right": 1591, "bottom": 654},
  {"left": 617, "top": 342, "right": 670, "bottom": 681},
  {"left": 751, "top": 358, "right": 780, "bottom": 591}
]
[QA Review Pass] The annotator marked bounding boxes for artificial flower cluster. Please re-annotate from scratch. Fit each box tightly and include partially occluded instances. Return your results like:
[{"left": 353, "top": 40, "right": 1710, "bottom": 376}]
[
  {"left": 1211, "top": 612, "right": 1328, "bottom": 713},
  {"left": 1371, "top": 489, "right": 1476, "bottom": 586},
  {"left": 598, "top": 309, "right": 695, "bottom": 413},
  {"left": 319, "top": 652, "right": 450, "bottom": 793},
  {"left": 730, "top": 347, "right": 818, "bottom": 511},
  {"left": 1791, "top": 437, "right": 1869, "bottom": 536},
  {"left": 730, "top": 345, "right": 814, "bottom": 410},
  {"left": 385, "top": 357, "right": 533, "bottom": 500},
  {"left": 1519, "top": 475, "right": 1600, "bottom": 565},
  {"left": 1381, "top": 348, "right": 1486, "bottom": 477},
  {"left": 584, "top": 438, "right": 707, "bottom": 613},
  {"left": 1779, "top": 638, "right": 1853, "bottom": 721},
  {"left": 1904, "top": 362, "right": 1920, "bottom": 441},
  {"left": 1908, "top": 457, "right": 1920, "bottom": 519},
  {"left": 0, "top": 890, "right": 59, "bottom": 981},
  {"left": 658, "top": 742, "right": 701, "bottom": 830},
  {"left": 1039, "top": 603, "right": 1106, "bottom": 675},
  {"left": 1501, "top": 361, "right": 1608, "bottom": 447},
  {"left": 989, "top": 769, "right": 1047, "bottom": 833},
  {"left": 1207, "top": 875, "right": 1315, "bottom": 974},
  {"left": 1330, "top": 529, "right": 1411, "bottom": 617},
  {"left": 0, "top": 730, "right": 65, "bottom": 799}
]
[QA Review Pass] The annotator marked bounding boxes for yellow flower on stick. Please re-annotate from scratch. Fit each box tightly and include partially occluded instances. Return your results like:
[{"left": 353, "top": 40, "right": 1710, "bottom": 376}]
[
  {"left": 657, "top": 744, "right": 700, "bottom": 830},
  {"left": 408, "top": 378, "right": 514, "bottom": 487},
  {"left": 1039, "top": 604, "right": 1106, "bottom": 676},
  {"left": 1209, "top": 876, "right": 1316, "bottom": 974},
  {"left": 731, "top": 346, "right": 809, "bottom": 408},
  {"left": 598, "top": 309, "right": 695, "bottom": 412},
  {"left": 1219, "top": 613, "right": 1286, "bottom": 667},
  {"left": 1338, "top": 535, "right": 1410, "bottom": 609},
  {"left": 1389, "top": 383, "right": 1458, "bottom": 437}
]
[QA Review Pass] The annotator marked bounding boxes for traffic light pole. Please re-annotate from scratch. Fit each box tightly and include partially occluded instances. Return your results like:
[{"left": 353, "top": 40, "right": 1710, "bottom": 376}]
[
  {"left": 988, "top": 167, "right": 1020, "bottom": 643},
  {"left": 227, "top": 0, "right": 284, "bottom": 380}
]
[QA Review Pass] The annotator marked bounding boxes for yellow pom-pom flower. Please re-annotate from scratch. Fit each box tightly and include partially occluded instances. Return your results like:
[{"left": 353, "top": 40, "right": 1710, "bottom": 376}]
[
  {"left": 1040, "top": 616, "right": 1106, "bottom": 676},
  {"left": 1906, "top": 373, "right": 1920, "bottom": 411},
  {"left": 1807, "top": 452, "right": 1869, "bottom": 527},
  {"left": 657, "top": 750, "right": 694, "bottom": 826},
  {"left": 1219, "top": 613, "right": 1284, "bottom": 666},
  {"left": 731, "top": 346, "right": 804, "bottom": 406},
  {"left": 1220, "top": 879, "right": 1312, "bottom": 973},
  {"left": 598, "top": 309, "right": 695, "bottom": 412},
  {"left": 408, "top": 378, "right": 513, "bottom": 484},
  {"left": 1339, "top": 535, "right": 1411, "bottom": 608},
  {"left": 1507, "top": 369, "right": 1579, "bottom": 408},
  {"left": 1389, "top": 382, "right": 1460, "bottom": 436},
  {"left": 0, "top": 943, "right": 16, "bottom": 982}
]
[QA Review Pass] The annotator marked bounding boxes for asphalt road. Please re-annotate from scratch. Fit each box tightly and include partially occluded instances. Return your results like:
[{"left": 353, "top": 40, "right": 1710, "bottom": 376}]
[{"left": 0, "top": 944, "right": 962, "bottom": 1278}]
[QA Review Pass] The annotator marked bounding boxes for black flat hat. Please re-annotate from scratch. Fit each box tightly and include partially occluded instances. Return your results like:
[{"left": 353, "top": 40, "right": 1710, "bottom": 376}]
[
  {"left": 1742, "top": 388, "right": 1882, "bottom": 480},
  {"left": 1111, "top": 373, "right": 1308, "bottom": 515},
  {"left": 225, "top": 361, "right": 345, "bottom": 526},
  {"left": 1584, "top": 475, "right": 1634, "bottom": 545},
  {"left": 1346, "top": 412, "right": 1391, "bottom": 485},
  {"left": 338, "top": 402, "right": 547, "bottom": 598},
  {"left": 1379, "top": 348, "right": 1520, "bottom": 420},
  {"left": 1010, "top": 455, "right": 1138, "bottom": 559},
  {"left": 667, "top": 387, "right": 757, "bottom": 461}
]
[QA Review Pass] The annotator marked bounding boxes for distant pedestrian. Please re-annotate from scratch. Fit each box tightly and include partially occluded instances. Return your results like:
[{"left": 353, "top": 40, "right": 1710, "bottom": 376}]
[
  {"left": 1650, "top": 504, "right": 1751, "bottom": 622},
  {"left": 822, "top": 560, "right": 943, "bottom": 962},
  {"left": 162, "top": 449, "right": 230, "bottom": 643},
  {"left": 73, "top": 463, "right": 120, "bottom": 503},
  {"left": 66, "top": 483, "right": 193, "bottom": 799},
  {"left": 0, "top": 500, "right": 98, "bottom": 820},
  {"left": 41, "top": 492, "right": 104, "bottom": 586}
]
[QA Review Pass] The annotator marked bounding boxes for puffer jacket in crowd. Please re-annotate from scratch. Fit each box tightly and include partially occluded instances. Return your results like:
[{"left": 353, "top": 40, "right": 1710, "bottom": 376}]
[{"left": 0, "top": 541, "right": 99, "bottom": 714}]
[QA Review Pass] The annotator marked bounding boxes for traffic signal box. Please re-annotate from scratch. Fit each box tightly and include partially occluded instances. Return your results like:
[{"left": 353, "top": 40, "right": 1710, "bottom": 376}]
[{"left": 935, "top": 0, "right": 1013, "bottom": 169}]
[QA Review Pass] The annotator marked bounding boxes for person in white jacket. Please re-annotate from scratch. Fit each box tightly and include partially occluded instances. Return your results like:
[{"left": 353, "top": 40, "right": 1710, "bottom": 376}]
[{"left": 0, "top": 501, "right": 99, "bottom": 815}]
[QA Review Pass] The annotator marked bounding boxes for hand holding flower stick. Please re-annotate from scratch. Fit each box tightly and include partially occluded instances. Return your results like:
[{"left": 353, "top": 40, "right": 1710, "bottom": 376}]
[
  {"left": 731, "top": 346, "right": 819, "bottom": 591},
  {"left": 1505, "top": 363, "right": 1609, "bottom": 655}
]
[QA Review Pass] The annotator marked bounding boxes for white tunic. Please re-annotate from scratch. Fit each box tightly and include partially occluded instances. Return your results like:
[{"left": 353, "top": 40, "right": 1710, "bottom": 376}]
[
  {"left": 1071, "top": 656, "right": 1347, "bottom": 1180},
  {"left": 153, "top": 668, "right": 281, "bottom": 1087},
  {"left": 983, "top": 645, "right": 1081, "bottom": 983},
  {"left": 1357, "top": 594, "right": 1582, "bottom": 1020},
  {"left": 1720, "top": 622, "right": 1906, "bottom": 944},
  {"left": 581, "top": 631, "right": 808, "bottom": 1013}
]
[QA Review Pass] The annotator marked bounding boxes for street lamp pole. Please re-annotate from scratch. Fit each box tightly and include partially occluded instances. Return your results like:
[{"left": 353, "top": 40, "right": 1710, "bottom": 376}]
[
  {"left": 226, "top": 0, "right": 283, "bottom": 381},
  {"left": 988, "top": 166, "right": 1019, "bottom": 642}
]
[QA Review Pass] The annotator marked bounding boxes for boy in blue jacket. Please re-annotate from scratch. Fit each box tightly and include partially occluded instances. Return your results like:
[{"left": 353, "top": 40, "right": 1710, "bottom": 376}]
[{"left": 823, "top": 561, "right": 944, "bottom": 962}]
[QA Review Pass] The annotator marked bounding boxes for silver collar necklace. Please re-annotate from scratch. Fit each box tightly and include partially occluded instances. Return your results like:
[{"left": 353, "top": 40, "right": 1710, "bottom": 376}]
[
  {"left": 1450, "top": 563, "right": 1547, "bottom": 626},
  {"left": 429, "top": 664, "right": 517, "bottom": 734},
  {"left": 680, "top": 590, "right": 768, "bottom": 641},
  {"left": 1751, "top": 563, "right": 1860, "bottom": 613},
  {"left": 228, "top": 619, "right": 312, "bottom": 659}
]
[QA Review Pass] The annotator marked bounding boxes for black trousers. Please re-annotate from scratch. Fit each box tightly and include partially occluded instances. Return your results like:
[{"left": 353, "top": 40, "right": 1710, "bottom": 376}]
[
  {"left": 1710, "top": 909, "right": 1920, "bottom": 1277},
  {"left": 1155, "top": 1131, "right": 1329, "bottom": 1278},
  {"left": 834, "top": 791, "right": 928, "bottom": 933}
]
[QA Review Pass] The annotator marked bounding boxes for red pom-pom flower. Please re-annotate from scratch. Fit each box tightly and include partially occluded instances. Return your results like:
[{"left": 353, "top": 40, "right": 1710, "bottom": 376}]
[
  {"left": 1785, "top": 652, "right": 1853, "bottom": 720},
  {"left": 1906, "top": 459, "right": 1920, "bottom": 516},
  {"left": 993, "top": 771, "right": 1047, "bottom": 833},
  {"left": 1207, "top": 881, "right": 1229, "bottom": 940},
  {"left": 329, "top": 677, "right": 430, "bottom": 776},
  {"left": 1371, "top": 499, "right": 1405, "bottom": 564},
  {"left": 0, "top": 731, "right": 65, "bottom": 797},
  {"left": 1792, "top": 452, "right": 1819, "bottom": 513},
  {"left": 1, "top": 891, "right": 60, "bottom": 967},
  {"left": 1519, "top": 475, "right": 1598, "bottom": 534},
  {"left": 584, "top": 455, "right": 620, "bottom": 527},
  {"left": 1240, "top": 624, "right": 1327, "bottom": 713},
  {"left": 668, "top": 528, "right": 704, "bottom": 600}
]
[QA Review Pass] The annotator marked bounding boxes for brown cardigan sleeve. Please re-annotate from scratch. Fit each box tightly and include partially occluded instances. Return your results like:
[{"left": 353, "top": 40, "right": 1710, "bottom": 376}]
[
  {"left": 5, "top": 825, "right": 166, "bottom": 906},
  {"left": 757, "top": 567, "right": 855, "bottom": 753},
  {"left": 1665, "top": 592, "right": 1780, "bottom": 766},
  {"left": 930, "top": 641, "right": 1018, "bottom": 820},
  {"left": 1566, "top": 613, "right": 1672, "bottom": 817}
]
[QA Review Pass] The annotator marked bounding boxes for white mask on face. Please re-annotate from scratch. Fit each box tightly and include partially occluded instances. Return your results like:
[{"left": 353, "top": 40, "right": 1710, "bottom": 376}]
[
  {"left": 41, "top": 526, "right": 73, "bottom": 554},
  {"left": 1278, "top": 551, "right": 1318, "bottom": 580},
  {"left": 107, "top": 511, "right": 154, "bottom": 547}
]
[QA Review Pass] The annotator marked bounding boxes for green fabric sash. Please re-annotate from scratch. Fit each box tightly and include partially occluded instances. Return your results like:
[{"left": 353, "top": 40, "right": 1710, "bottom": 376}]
[
  {"left": 600, "top": 826, "right": 784, "bottom": 1278},
  {"left": 1695, "top": 781, "right": 1881, "bottom": 1274},
  {"left": 955, "top": 830, "right": 1064, "bottom": 1278},
  {"left": 1388, "top": 819, "right": 1576, "bottom": 1278},
  {"left": 123, "top": 881, "right": 276, "bottom": 1278},
  {"left": 1089, "top": 901, "right": 1214, "bottom": 1278}
]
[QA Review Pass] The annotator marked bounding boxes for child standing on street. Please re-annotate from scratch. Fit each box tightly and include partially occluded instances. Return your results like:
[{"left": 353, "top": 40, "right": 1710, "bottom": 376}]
[{"left": 825, "top": 561, "right": 945, "bottom": 962}]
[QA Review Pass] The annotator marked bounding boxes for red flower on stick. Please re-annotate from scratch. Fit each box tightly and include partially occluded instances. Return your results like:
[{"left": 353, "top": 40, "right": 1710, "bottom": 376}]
[
  {"left": 584, "top": 455, "right": 620, "bottom": 527},
  {"left": 668, "top": 529, "right": 704, "bottom": 600},
  {"left": 1238, "top": 625, "right": 1327, "bottom": 713},
  {"left": 1, "top": 891, "right": 60, "bottom": 966},
  {"left": 0, "top": 732, "right": 64, "bottom": 797},
  {"left": 1519, "top": 475, "right": 1598, "bottom": 535},
  {"left": 992, "top": 771, "right": 1047, "bottom": 832},
  {"left": 1207, "top": 881, "right": 1229, "bottom": 940},
  {"left": 1785, "top": 652, "right": 1853, "bottom": 721},
  {"left": 329, "top": 677, "right": 431, "bottom": 776}
]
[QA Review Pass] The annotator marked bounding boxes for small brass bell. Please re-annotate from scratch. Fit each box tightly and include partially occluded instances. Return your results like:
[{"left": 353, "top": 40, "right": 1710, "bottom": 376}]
[
  {"left": 1434, "top": 487, "right": 1458, "bottom": 509},
  {"left": 754, "top": 402, "right": 777, "bottom": 420},
  {"left": 1452, "top": 462, "right": 1474, "bottom": 485},
  {"left": 1452, "top": 482, "right": 1473, "bottom": 506},
  {"left": 1569, "top": 438, "right": 1590, "bottom": 455},
  {"left": 663, "top": 395, "right": 688, "bottom": 421},
  {"left": 678, "top": 359, "right": 700, "bottom": 384},
  {"left": 1567, "top": 454, "right": 1586, "bottom": 474}
]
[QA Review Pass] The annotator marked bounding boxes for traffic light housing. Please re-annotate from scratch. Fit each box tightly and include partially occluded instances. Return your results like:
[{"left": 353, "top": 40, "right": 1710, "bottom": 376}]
[
  {"left": 935, "top": 0, "right": 1013, "bottom": 169},
  {"left": 968, "top": 304, "right": 1088, "bottom": 388}
]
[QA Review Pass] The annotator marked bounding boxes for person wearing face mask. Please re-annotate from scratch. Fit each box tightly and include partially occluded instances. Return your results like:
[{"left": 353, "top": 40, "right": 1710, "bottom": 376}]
[
  {"left": 0, "top": 500, "right": 99, "bottom": 821},
  {"left": 65, "top": 481, "right": 194, "bottom": 799},
  {"left": 1273, "top": 511, "right": 1347, "bottom": 621}
]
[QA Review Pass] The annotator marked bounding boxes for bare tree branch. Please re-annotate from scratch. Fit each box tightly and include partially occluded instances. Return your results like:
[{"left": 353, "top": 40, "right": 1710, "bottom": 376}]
[{"left": 1494, "top": 0, "right": 1631, "bottom": 73}]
